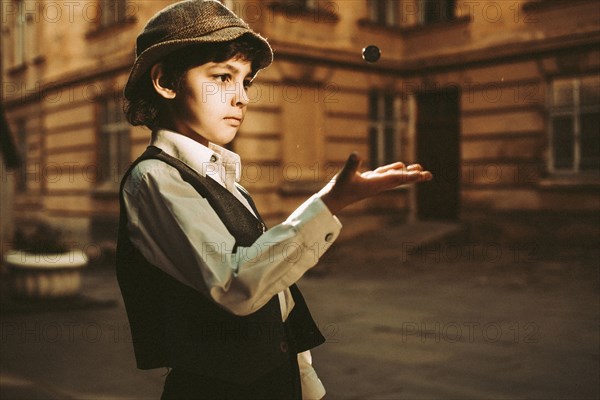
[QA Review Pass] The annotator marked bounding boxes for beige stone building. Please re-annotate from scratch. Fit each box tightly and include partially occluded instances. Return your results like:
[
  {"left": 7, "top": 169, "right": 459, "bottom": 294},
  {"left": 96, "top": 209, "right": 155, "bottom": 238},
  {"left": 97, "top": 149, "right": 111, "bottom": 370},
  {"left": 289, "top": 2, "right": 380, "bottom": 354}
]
[{"left": 1, "top": 0, "right": 599, "bottom": 251}]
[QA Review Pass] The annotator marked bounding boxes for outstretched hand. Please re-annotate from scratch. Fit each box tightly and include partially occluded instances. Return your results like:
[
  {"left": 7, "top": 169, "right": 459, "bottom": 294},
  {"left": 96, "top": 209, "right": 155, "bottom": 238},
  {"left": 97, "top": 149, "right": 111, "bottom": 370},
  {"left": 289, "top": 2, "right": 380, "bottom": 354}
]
[{"left": 319, "top": 153, "right": 433, "bottom": 215}]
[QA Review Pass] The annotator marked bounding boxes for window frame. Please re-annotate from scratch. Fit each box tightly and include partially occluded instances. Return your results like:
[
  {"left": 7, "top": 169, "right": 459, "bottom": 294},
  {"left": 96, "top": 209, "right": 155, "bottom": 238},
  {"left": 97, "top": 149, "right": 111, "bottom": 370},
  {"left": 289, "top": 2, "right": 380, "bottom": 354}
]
[
  {"left": 267, "top": 0, "right": 338, "bottom": 22},
  {"left": 417, "top": 0, "right": 457, "bottom": 25},
  {"left": 13, "top": 0, "right": 26, "bottom": 67},
  {"left": 367, "top": 0, "right": 399, "bottom": 27},
  {"left": 98, "top": 0, "right": 128, "bottom": 28},
  {"left": 368, "top": 89, "right": 402, "bottom": 169},
  {"left": 548, "top": 75, "right": 600, "bottom": 176}
]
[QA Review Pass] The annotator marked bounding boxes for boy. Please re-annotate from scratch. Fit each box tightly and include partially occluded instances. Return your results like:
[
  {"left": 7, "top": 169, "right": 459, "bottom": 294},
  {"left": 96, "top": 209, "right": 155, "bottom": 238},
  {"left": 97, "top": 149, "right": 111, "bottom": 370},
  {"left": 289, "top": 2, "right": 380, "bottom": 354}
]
[{"left": 117, "top": 1, "right": 431, "bottom": 399}]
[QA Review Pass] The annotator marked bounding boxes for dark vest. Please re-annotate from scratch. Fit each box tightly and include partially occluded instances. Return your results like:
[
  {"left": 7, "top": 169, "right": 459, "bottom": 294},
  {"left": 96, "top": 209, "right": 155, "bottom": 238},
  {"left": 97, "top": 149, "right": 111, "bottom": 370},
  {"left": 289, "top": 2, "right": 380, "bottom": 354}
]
[{"left": 116, "top": 146, "right": 325, "bottom": 384}]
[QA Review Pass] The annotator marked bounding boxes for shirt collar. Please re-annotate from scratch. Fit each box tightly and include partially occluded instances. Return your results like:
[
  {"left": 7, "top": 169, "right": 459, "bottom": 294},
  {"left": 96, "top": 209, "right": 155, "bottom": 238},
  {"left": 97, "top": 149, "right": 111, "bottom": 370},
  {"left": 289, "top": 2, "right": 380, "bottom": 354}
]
[{"left": 150, "top": 129, "right": 242, "bottom": 189}]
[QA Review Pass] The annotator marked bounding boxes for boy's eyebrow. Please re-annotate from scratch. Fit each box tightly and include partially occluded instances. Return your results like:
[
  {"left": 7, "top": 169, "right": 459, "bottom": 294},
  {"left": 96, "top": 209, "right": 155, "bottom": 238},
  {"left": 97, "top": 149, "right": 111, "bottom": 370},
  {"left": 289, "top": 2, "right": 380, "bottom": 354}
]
[{"left": 211, "top": 62, "right": 254, "bottom": 78}]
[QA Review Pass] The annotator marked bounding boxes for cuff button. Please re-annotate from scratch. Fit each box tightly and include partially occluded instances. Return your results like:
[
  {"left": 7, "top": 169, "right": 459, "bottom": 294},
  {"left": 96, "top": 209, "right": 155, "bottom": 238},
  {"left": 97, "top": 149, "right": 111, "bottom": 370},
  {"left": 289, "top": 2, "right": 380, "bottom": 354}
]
[{"left": 325, "top": 233, "right": 334, "bottom": 242}]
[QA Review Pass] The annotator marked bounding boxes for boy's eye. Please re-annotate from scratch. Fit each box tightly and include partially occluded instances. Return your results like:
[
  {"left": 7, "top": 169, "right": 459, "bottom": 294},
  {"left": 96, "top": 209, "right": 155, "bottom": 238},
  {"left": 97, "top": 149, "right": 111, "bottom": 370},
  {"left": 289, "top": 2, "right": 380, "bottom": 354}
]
[{"left": 212, "top": 74, "right": 252, "bottom": 89}]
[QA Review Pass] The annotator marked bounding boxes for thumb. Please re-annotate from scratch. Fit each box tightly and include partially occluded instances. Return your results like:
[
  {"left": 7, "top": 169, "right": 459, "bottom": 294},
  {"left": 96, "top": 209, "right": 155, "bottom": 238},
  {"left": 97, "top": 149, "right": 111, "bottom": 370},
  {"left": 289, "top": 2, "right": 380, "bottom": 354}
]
[{"left": 336, "top": 152, "right": 361, "bottom": 184}]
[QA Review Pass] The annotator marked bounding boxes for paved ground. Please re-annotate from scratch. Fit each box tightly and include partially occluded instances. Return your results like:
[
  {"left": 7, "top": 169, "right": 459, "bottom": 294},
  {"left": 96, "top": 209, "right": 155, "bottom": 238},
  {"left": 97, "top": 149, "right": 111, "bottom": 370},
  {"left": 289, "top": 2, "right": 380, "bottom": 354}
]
[{"left": 1, "top": 225, "right": 598, "bottom": 400}]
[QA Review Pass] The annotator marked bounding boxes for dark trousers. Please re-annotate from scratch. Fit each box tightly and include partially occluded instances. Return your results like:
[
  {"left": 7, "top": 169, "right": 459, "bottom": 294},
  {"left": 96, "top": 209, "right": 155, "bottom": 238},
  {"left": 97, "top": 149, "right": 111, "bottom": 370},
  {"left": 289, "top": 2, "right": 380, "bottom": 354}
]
[{"left": 160, "top": 352, "right": 301, "bottom": 400}]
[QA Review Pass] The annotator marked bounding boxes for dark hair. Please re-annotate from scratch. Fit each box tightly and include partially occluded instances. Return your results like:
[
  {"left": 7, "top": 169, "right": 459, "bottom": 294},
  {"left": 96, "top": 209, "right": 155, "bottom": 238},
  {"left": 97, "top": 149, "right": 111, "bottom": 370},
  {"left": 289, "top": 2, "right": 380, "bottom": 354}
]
[{"left": 124, "top": 34, "right": 265, "bottom": 129}]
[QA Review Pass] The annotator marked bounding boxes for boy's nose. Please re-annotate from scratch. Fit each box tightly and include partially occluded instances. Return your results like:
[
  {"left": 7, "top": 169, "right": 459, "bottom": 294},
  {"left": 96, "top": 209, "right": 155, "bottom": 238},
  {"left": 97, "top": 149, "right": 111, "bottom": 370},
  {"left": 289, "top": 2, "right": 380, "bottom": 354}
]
[{"left": 233, "top": 83, "right": 249, "bottom": 107}]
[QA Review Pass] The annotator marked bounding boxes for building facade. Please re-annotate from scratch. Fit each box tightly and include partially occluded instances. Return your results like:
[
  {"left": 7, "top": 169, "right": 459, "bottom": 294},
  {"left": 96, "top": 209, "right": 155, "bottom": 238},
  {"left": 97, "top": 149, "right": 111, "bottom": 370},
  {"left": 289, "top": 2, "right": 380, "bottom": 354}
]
[{"left": 2, "top": 0, "right": 599, "bottom": 251}]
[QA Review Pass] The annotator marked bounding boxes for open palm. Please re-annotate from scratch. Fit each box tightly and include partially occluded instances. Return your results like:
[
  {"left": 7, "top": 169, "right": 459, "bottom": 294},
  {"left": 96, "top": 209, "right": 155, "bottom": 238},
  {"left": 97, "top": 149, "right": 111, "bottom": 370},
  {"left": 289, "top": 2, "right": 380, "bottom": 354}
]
[{"left": 319, "top": 153, "right": 432, "bottom": 215}]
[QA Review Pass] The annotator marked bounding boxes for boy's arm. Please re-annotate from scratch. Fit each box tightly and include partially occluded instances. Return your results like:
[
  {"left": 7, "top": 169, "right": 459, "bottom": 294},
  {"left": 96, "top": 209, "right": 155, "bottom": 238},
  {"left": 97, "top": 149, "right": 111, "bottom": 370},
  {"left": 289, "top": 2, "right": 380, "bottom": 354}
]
[{"left": 123, "top": 161, "right": 341, "bottom": 316}]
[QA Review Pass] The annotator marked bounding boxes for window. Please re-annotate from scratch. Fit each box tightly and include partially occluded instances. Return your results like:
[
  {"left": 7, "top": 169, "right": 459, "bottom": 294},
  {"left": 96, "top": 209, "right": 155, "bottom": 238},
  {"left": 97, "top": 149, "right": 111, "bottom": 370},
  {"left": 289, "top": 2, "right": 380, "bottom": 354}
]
[
  {"left": 367, "top": 0, "right": 398, "bottom": 27},
  {"left": 6, "top": 0, "right": 42, "bottom": 68},
  {"left": 97, "top": 97, "right": 130, "bottom": 187},
  {"left": 418, "top": 0, "right": 456, "bottom": 25},
  {"left": 369, "top": 90, "right": 400, "bottom": 168},
  {"left": 13, "top": 1, "right": 26, "bottom": 66},
  {"left": 548, "top": 75, "right": 600, "bottom": 174},
  {"left": 98, "top": 0, "right": 127, "bottom": 28},
  {"left": 267, "top": 0, "right": 338, "bottom": 22}
]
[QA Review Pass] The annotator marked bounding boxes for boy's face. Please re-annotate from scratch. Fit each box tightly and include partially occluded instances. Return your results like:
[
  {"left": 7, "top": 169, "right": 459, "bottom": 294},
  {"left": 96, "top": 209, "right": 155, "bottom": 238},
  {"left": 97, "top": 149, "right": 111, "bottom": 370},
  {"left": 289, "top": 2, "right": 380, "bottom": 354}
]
[{"left": 168, "top": 57, "right": 253, "bottom": 147}]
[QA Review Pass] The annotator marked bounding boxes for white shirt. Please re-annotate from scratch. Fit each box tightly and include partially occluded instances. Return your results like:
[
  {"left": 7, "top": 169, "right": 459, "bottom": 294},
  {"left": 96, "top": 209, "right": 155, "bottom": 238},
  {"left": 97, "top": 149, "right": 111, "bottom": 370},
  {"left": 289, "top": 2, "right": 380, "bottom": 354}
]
[{"left": 123, "top": 129, "right": 341, "bottom": 399}]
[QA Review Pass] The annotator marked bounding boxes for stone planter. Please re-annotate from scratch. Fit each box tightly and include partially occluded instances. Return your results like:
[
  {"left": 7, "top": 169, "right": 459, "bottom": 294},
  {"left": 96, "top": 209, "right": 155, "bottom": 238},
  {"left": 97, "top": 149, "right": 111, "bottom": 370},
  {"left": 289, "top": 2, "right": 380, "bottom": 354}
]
[{"left": 4, "top": 250, "right": 88, "bottom": 299}]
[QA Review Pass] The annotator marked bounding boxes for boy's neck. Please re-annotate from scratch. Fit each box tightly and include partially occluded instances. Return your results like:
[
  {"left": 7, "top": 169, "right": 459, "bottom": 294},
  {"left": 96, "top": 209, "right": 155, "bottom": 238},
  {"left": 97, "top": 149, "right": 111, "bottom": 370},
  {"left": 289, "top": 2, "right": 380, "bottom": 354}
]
[{"left": 158, "top": 117, "right": 210, "bottom": 148}]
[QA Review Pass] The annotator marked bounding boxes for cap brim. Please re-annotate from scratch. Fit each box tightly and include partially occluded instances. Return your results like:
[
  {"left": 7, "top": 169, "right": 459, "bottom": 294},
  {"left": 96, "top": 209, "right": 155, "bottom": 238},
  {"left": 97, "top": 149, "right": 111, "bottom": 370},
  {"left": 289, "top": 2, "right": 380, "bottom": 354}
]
[{"left": 124, "top": 27, "right": 272, "bottom": 99}]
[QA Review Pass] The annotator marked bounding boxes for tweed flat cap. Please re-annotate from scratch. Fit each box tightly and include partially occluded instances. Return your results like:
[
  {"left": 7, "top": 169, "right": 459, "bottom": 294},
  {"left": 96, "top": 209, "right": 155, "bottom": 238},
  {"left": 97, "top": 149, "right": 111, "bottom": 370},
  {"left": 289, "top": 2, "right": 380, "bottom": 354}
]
[{"left": 124, "top": 0, "right": 273, "bottom": 99}]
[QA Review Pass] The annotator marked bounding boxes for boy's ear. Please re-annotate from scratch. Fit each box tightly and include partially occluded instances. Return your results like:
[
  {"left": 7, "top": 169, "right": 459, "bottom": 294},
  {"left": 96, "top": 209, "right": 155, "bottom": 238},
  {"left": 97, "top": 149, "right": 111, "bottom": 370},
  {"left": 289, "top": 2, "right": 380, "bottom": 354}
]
[{"left": 150, "top": 63, "right": 176, "bottom": 100}]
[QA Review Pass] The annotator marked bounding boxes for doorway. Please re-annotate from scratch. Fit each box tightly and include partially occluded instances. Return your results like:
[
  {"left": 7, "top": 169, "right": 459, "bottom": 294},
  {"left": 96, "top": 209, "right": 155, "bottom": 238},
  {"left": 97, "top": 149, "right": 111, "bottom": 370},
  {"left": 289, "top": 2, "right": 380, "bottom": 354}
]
[{"left": 416, "top": 87, "right": 461, "bottom": 220}]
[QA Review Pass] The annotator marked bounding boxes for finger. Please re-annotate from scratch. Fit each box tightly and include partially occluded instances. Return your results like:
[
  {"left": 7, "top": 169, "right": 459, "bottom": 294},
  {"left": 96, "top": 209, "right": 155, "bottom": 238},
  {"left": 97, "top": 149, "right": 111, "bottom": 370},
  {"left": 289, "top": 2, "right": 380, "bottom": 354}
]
[
  {"left": 379, "top": 170, "right": 430, "bottom": 186},
  {"left": 336, "top": 152, "right": 361, "bottom": 183},
  {"left": 406, "top": 164, "right": 423, "bottom": 172},
  {"left": 401, "top": 170, "right": 424, "bottom": 182},
  {"left": 373, "top": 161, "right": 406, "bottom": 174},
  {"left": 406, "top": 170, "right": 433, "bottom": 182},
  {"left": 401, "top": 170, "right": 432, "bottom": 182}
]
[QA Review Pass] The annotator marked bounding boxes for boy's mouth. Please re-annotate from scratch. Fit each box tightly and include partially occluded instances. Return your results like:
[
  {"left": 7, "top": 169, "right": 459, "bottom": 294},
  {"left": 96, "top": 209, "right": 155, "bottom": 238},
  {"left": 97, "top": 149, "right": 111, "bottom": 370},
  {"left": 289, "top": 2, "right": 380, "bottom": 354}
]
[{"left": 224, "top": 116, "right": 242, "bottom": 126}]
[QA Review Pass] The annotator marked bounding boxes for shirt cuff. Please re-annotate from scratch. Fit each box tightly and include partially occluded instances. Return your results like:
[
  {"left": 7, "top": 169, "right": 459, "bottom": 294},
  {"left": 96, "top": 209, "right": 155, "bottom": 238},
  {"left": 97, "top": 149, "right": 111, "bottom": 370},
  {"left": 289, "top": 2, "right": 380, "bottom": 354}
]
[
  {"left": 286, "top": 195, "right": 342, "bottom": 259},
  {"left": 298, "top": 351, "right": 326, "bottom": 400}
]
